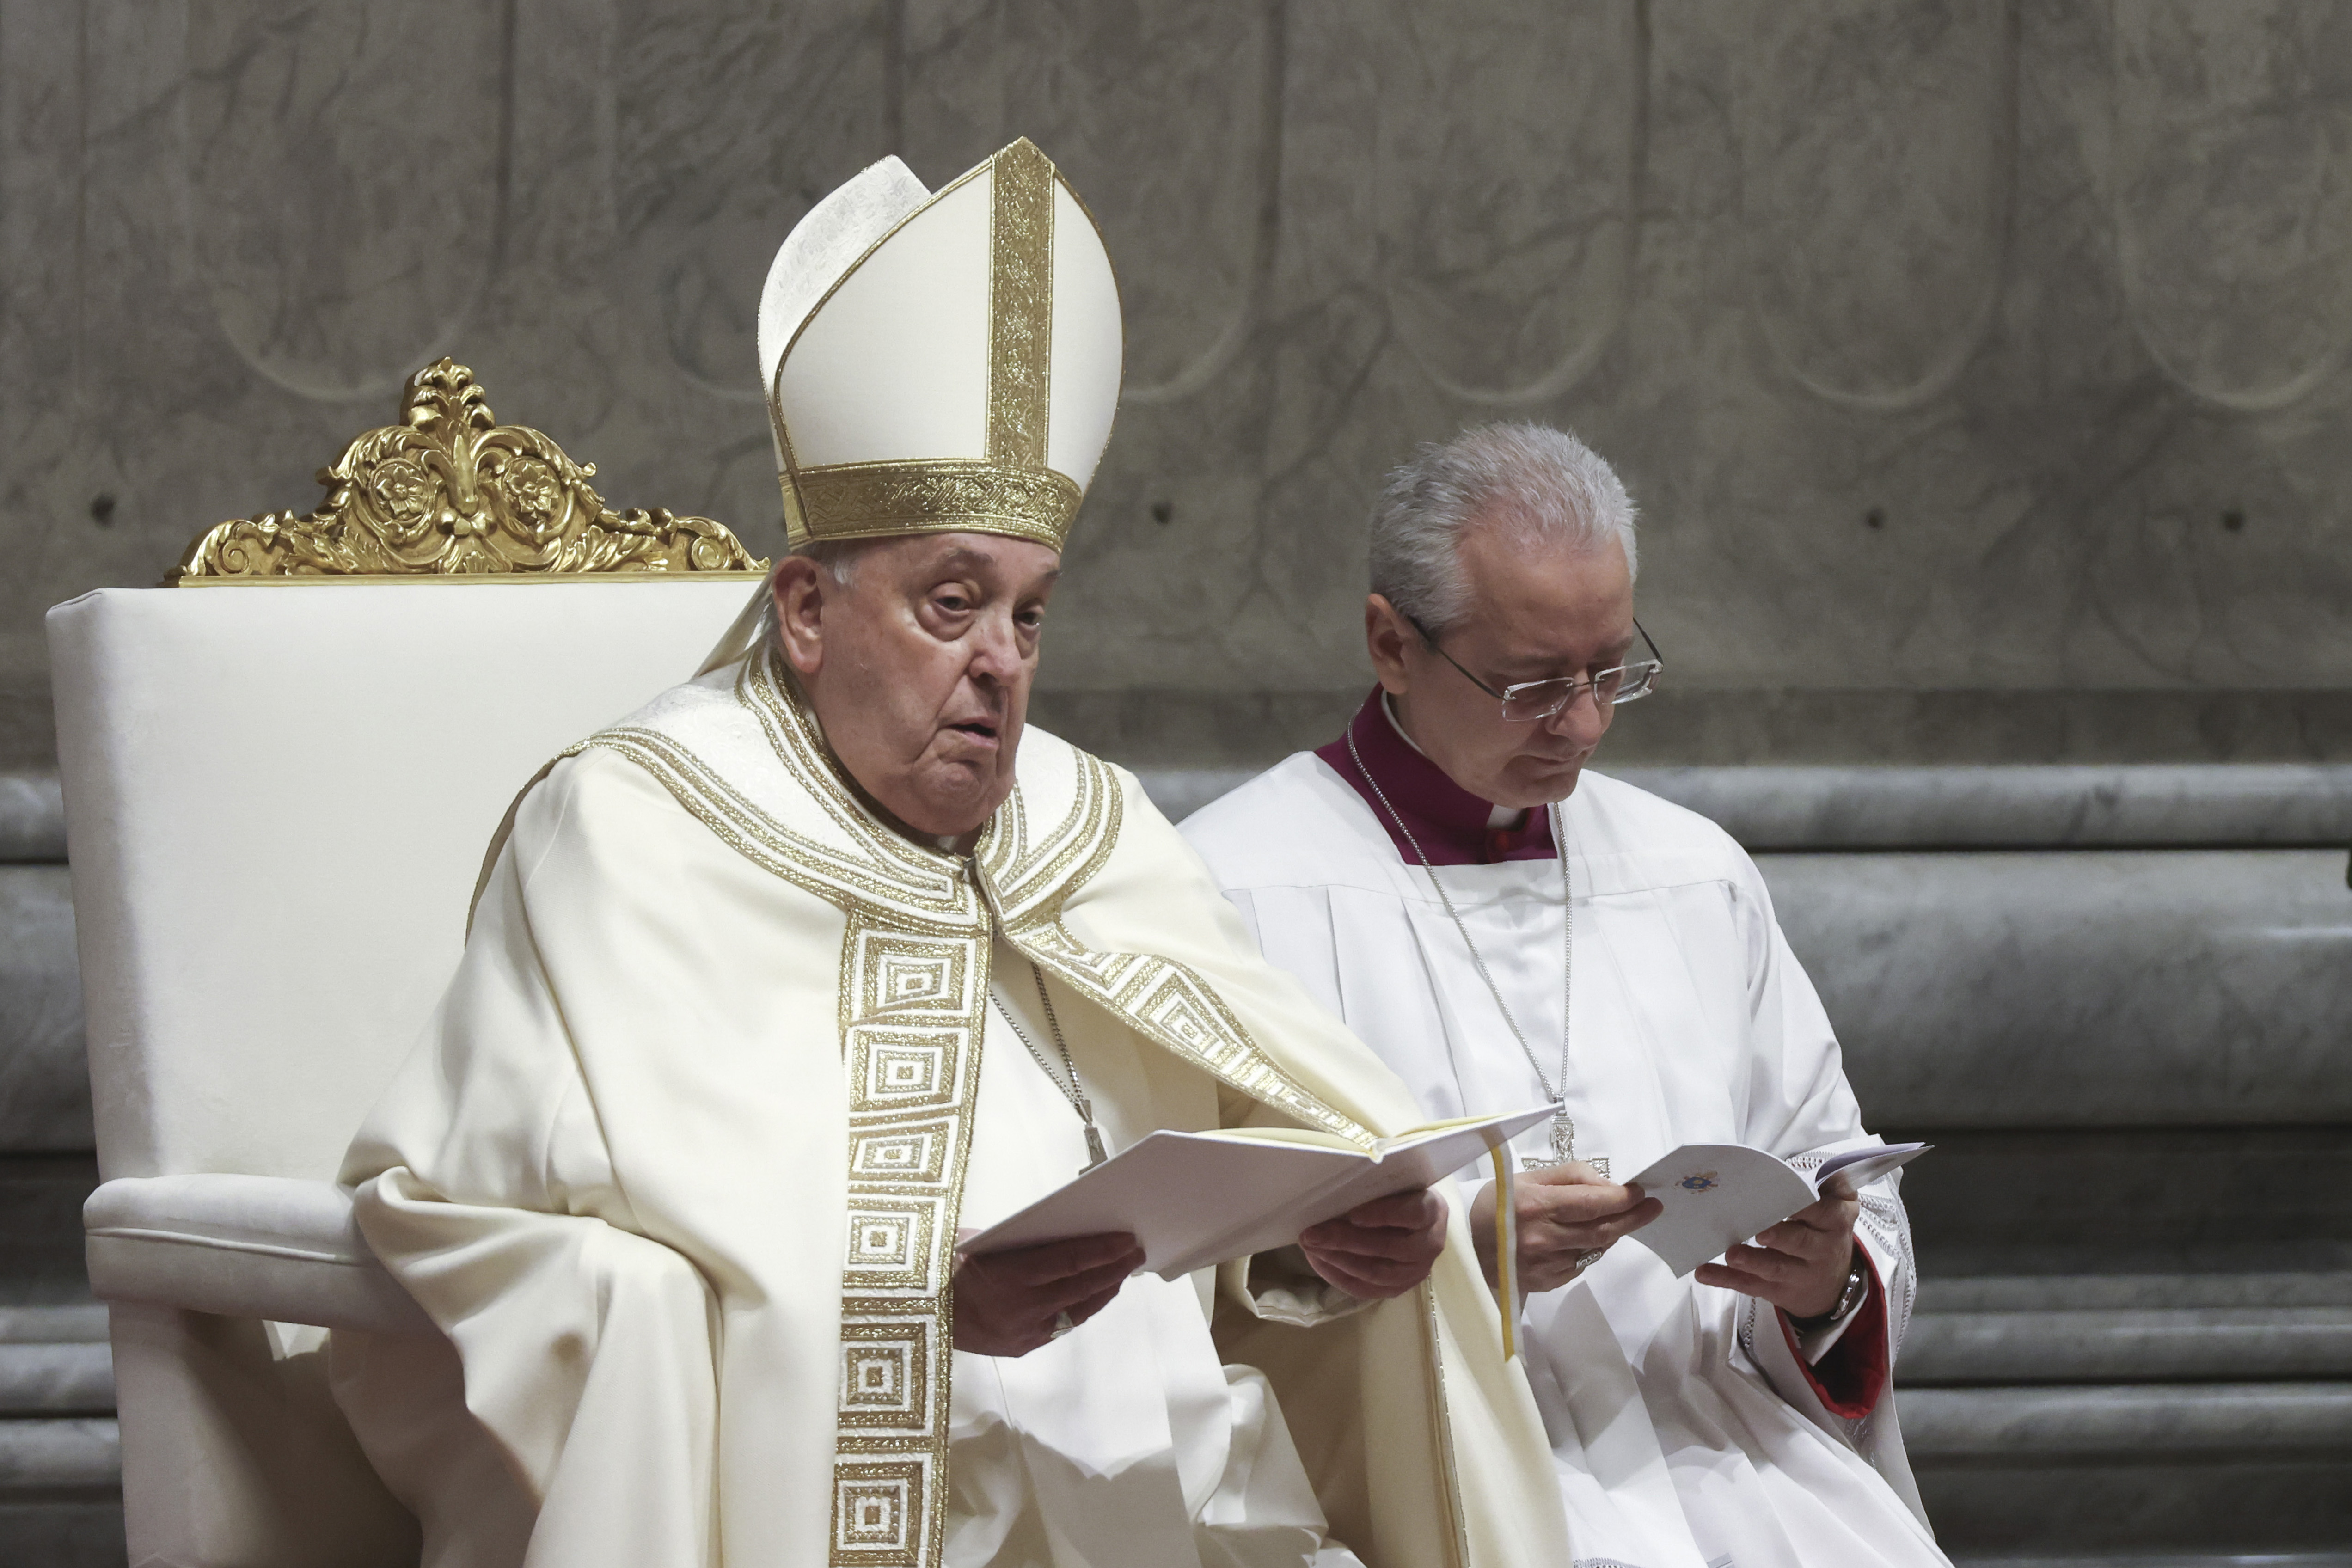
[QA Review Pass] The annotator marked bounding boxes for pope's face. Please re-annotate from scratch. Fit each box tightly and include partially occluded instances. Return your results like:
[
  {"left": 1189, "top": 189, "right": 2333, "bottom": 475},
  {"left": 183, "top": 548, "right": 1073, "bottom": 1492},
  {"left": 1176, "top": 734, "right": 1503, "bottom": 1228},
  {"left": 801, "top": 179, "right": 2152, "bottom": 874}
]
[
  {"left": 1367, "top": 518, "right": 1635, "bottom": 810},
  {"left": 777, "top": 532, "right": 1060, "bottom": 842}
]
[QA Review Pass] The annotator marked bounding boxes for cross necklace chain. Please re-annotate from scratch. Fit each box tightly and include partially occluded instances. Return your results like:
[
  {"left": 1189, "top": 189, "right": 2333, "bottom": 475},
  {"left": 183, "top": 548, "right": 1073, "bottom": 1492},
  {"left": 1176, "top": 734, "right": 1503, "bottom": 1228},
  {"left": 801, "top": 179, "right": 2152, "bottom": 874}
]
[
  {"left": 1347, "top": 730, "right": 1590, "bottom": 1173},
  {"left": 994, "top": 960, "right": 1111, "bottom": 1172}
]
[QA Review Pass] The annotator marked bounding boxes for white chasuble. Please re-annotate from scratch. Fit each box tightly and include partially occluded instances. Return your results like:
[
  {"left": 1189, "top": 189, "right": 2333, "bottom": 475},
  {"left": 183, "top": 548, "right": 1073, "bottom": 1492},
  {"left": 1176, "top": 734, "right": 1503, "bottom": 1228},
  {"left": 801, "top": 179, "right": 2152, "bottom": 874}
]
[
  {"left": 334, "top": 651, "right": 1569, "bottom": 1568},
  {"left": 945, "top": 956, "right": 1353, "bottom": 1568},
  {"left": 1182, "top": 753, "right": 1953, "bottom": 1568}
]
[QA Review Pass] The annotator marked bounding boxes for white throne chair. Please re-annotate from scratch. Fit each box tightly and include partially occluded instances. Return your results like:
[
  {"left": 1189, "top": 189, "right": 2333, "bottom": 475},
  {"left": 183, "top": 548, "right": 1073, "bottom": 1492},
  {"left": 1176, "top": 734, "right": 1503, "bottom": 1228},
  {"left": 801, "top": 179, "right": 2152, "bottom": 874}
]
[{"left": 46, "top": 360, "right": 770, "bottom": 1568}]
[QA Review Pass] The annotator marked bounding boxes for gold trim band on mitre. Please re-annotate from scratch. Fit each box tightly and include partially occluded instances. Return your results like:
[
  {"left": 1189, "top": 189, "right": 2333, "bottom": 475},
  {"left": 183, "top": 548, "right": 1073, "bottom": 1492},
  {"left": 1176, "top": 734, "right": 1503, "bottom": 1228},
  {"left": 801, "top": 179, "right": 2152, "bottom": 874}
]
[
  {"left": 986, "top": 139, "right": 1054, "bottom": 469},
  {"left": 781, "top": 459, "right": 1080, "bottom": 551}
]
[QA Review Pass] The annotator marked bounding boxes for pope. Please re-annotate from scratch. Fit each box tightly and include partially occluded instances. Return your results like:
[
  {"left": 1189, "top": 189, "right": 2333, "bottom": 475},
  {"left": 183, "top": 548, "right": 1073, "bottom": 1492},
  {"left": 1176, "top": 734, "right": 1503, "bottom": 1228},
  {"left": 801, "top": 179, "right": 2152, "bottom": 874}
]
[{"left": 328, "top": 144, "right": 1569, "bottom": 1568}]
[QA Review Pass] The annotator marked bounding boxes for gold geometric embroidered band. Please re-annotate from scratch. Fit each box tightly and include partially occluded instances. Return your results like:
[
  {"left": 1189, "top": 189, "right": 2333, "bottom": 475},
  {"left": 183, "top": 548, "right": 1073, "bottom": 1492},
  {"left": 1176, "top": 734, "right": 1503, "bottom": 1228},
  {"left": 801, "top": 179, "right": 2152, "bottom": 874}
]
[
  {"left": 782, "top": 459, "right": 1079, "bottom": 551},
  {"left": 831, "top": 913, "right": 987, "bottom": 1568}
]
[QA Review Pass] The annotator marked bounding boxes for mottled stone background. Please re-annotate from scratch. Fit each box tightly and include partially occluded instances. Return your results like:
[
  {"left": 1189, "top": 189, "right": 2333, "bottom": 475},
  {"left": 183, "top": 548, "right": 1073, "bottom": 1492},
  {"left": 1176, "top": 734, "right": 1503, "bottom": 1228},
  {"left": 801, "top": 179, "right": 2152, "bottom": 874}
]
[{"left": 4, "top": 0, "right": 2350, "bottom": 770}]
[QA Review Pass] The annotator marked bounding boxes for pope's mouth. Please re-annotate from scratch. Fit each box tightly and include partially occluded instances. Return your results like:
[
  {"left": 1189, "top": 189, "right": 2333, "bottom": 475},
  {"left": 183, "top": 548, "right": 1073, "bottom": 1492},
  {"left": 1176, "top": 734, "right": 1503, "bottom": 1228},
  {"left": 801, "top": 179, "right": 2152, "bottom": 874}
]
[{"left": 944, "top": 720, "right": 1000, "bottom": 746}]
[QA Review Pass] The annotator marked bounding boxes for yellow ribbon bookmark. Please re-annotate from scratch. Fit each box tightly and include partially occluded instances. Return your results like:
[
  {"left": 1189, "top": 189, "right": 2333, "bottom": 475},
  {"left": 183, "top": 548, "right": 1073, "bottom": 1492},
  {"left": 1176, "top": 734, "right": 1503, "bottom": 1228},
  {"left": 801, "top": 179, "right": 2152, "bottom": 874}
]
[{"left": 1489, "top": 1144, "right": 1519, "bottom": 1360}]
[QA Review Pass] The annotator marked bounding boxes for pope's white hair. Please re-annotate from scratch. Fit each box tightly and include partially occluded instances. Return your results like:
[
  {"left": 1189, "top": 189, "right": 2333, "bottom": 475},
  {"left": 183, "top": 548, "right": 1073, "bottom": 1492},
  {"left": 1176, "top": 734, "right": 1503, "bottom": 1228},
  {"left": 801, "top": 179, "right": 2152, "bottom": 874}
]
[
  {"left": 755, "top": 540, "right": 871, "bottom": 652},
  {"left": 1368, "top": 423, "right": 1638, "bottom": 637}
]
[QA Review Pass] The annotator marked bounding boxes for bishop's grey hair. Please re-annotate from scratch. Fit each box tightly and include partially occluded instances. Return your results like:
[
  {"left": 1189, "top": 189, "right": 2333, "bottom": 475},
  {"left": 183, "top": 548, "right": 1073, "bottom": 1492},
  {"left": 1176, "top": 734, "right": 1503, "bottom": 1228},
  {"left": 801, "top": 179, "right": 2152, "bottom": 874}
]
[{"left": 1368, "top": 423, "right": 1638, "bottom": 638}]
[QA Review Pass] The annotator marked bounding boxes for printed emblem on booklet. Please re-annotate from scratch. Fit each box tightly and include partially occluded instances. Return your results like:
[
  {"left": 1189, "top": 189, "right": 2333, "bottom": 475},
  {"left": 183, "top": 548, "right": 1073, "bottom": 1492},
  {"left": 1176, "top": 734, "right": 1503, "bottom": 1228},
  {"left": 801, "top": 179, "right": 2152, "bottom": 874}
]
[{"left": 1624, "top": 1142, "right": 1929, "bottom": 1277}]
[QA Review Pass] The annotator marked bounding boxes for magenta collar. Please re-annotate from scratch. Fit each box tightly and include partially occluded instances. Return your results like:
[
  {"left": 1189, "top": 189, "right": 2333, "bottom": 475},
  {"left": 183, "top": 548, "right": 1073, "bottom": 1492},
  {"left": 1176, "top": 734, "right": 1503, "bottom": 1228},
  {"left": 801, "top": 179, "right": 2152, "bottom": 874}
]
[{"left": 1314, "top": 688, "right": 1557, "bottom": 866}]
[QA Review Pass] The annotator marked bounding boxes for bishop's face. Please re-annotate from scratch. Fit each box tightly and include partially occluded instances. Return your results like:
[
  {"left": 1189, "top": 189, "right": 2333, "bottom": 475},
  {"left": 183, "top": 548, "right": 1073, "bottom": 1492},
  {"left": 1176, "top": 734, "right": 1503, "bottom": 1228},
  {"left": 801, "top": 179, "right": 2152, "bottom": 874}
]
[
  {"left": 776, "top": 532, "right": 1061, "bottom": 842},
  {"left": 1369, "top": 517, "right": 1635, "bottom": 810}
]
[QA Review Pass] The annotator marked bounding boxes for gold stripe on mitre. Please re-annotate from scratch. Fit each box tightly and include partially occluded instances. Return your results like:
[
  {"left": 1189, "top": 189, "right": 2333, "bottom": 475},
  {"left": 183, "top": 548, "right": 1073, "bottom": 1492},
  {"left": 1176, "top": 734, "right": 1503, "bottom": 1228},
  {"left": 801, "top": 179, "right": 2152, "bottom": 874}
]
[
  {"left": 986, "top": 137, "right": 1054, "bottom": 470},
  {"left": 779, "top": 138, "right": 1083, "bottom": 553}
]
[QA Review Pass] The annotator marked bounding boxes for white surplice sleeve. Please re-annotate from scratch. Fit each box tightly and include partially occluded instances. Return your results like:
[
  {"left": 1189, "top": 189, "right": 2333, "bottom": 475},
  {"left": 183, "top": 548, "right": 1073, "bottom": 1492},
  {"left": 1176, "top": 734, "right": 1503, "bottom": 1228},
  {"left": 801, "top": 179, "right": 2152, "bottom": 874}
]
[
  {"left": 1721, "top": 851, "right": 1917, "bottom": 1437},
  {"left": 340, "top": 763, "right": 723, "bottom": 1568}
]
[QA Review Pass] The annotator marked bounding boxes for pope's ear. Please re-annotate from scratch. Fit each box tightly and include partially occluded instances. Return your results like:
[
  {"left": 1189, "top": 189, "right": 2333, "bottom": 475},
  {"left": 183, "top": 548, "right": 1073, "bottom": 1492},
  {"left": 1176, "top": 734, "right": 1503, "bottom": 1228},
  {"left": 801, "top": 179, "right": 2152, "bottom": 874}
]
[{"left": 772, "top": 557, "right": 830, "bottom": 678}]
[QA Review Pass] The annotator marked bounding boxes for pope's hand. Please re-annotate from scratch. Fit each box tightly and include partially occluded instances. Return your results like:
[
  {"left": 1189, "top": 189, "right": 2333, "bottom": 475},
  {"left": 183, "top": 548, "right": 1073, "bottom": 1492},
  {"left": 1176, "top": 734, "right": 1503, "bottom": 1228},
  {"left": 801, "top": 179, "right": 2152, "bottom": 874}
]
[
  {"left": 1694, "top": 1173, "right": 1859, "bottom": 1320},
  {"left": 1298, "top": 1189, "right": 1450, "bottom": 1299},
  {"left": 952, "top": 1231, "right": 1144, "bottom": 1356},
  {"left": 1469, "top": 1161, "right": 1663, "bottom": 1293}
]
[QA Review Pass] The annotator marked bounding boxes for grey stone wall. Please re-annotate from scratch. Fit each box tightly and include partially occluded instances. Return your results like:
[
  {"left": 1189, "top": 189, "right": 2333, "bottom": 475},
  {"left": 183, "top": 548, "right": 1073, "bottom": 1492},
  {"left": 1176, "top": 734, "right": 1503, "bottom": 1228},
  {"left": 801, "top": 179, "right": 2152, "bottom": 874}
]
[{"left": 2, "top": 0, "right": 2350, "bottom": 769}]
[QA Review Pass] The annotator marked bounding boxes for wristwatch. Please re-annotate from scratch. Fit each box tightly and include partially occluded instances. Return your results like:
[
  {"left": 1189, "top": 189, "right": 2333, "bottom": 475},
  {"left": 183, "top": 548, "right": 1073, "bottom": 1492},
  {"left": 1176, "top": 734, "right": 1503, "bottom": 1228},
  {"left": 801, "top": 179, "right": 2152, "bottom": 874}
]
[{"left": 1789, "top": 1248, "right": 1869, "bottom": 1334}]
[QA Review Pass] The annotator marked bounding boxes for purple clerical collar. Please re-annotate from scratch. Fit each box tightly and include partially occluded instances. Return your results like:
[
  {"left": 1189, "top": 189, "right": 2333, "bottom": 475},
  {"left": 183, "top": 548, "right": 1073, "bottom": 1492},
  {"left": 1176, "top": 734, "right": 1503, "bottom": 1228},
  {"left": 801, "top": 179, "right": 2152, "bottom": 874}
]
[{"left": 1314, "top": 688, "right": 1557, "bottom": 866}]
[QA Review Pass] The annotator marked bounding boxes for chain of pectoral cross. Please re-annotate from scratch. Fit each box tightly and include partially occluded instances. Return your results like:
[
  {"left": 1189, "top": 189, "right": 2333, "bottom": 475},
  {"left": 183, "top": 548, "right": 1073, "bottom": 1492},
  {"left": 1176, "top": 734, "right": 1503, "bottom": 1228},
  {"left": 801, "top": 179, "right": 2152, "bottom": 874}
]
[{"left": 1346, "top": 733, "right": 1603, "bottom": 1177}]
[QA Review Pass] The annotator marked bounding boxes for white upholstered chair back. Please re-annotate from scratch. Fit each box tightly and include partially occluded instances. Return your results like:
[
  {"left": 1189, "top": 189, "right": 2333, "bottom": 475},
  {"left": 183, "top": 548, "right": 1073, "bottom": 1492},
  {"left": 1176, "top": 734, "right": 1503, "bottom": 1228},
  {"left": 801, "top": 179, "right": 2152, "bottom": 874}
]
[{"left": 52, "top": 580, "right": 757, "bottom": 1184}]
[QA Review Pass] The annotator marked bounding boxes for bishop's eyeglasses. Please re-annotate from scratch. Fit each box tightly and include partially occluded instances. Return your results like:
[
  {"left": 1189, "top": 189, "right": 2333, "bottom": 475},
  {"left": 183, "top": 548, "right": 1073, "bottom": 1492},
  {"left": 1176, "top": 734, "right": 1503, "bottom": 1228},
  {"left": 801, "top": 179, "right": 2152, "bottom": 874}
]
[{"left": 1407, "top": 615, "right": 1665, "bottom": 723}]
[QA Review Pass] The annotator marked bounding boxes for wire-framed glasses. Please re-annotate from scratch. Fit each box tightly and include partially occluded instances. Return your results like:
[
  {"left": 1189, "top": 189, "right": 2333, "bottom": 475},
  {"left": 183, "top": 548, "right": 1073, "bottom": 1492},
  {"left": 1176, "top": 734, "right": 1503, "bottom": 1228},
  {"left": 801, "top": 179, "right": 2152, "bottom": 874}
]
[{"left": 1407, "top": 615, "right": 1665, "bottom": 723}]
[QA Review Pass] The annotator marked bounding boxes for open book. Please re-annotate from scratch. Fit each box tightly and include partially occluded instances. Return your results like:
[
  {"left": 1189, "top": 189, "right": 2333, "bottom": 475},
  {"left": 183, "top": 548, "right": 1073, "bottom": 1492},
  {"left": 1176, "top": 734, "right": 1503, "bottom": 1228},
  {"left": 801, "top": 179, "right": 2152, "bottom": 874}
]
[
  {"left": 964, "top": 1103, "right": 1556, "bottom": 1280},
  {"left": 1622, "top": 1142, "right": 1929, "bottom": 1277}
]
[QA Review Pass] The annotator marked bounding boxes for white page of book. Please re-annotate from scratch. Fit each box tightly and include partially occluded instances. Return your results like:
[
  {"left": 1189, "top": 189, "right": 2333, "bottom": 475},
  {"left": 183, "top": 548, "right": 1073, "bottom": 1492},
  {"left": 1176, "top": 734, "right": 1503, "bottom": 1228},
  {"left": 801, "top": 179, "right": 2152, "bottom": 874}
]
[
  {"left": 1624, "top": 1142, "right": 1929, "bottom": 1277},
  {"left": 965, "top": 1103, "right": 1554, "bottom": 1279}
]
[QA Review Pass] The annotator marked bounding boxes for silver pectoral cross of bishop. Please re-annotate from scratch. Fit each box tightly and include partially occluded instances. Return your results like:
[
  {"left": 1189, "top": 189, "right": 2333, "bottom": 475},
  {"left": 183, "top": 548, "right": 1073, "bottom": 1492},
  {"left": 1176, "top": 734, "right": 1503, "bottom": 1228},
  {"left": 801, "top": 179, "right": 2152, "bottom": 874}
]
[{"left": 1523, "top": 1111, "right": 1608, "bottom": 1179}]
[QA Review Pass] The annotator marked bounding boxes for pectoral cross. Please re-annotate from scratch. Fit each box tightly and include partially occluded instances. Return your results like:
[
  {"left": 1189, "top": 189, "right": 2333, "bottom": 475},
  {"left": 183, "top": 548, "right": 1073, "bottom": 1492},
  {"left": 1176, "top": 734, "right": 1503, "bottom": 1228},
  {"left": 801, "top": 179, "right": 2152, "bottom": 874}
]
[{"left": 1523, "top": 1111, "right": 1608, "bottom": 1179}]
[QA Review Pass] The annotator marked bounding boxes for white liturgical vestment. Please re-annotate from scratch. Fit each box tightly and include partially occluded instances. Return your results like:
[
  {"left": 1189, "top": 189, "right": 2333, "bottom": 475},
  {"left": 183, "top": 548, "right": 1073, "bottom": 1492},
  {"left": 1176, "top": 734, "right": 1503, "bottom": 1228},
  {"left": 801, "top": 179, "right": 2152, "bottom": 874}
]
[
  {"left": 1182, "top": 740, "right": 1952, "bottom": 1568},
  {"left": 949, "top": 958, "right": 1356, "bottom": 1568},
  {"left": 334, "top": 651, "right": 1571, "bottom": 1568}
]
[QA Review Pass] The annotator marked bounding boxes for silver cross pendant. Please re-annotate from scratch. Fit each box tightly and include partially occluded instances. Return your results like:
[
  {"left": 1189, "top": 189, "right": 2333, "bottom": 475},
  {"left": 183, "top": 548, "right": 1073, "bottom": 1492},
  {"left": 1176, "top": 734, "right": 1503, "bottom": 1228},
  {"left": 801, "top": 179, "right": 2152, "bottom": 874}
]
[{"left": 1522, "top": 1112, "right": 1607, "bottom": 1178}]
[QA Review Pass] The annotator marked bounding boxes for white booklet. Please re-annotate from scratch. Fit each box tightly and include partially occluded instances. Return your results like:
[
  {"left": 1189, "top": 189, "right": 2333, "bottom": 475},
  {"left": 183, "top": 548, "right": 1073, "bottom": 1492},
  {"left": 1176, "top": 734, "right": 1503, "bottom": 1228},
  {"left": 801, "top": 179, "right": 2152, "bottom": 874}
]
[
  {"left": 964, "top": 1103, "right": 1557, "bottom": 1280},
  {"left": 1622, "top": 1142, "right": 1930, "bottom": 1277}
]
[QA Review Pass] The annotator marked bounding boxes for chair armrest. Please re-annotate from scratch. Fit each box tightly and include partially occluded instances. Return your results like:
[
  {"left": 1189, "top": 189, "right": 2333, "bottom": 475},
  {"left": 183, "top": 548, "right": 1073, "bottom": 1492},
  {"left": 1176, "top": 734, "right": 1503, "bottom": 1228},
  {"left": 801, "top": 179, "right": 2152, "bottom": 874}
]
[{"left": 85, "top": 1175, "right": 435, "bottom": 1336}]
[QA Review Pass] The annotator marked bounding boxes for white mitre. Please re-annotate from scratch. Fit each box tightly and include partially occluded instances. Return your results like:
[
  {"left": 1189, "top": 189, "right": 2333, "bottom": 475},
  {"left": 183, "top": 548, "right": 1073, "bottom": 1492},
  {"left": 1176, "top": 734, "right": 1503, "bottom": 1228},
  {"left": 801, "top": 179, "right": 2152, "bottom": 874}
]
[{"left": 757, "top": 138, "right": 1123, "bottom": 553}]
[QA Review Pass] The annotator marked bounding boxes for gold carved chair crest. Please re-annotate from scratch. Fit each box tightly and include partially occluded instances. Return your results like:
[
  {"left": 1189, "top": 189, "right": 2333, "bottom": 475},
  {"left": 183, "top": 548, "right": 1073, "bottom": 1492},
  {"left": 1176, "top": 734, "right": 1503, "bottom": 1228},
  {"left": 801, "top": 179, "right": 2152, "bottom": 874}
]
[{"left": 171, "top": 358, "right": 768, "bottom": 583}]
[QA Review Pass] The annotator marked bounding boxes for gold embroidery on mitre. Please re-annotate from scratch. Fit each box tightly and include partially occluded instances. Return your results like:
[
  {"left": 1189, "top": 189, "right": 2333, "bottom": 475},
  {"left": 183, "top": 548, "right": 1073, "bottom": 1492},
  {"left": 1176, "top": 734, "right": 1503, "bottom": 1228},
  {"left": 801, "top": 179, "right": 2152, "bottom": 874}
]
[
  {"left": 986, "top": 138, "right": 1054, "bottom": 469},
  {"left": 789, "top": 459, "right": 1078, "bottom": 551}
]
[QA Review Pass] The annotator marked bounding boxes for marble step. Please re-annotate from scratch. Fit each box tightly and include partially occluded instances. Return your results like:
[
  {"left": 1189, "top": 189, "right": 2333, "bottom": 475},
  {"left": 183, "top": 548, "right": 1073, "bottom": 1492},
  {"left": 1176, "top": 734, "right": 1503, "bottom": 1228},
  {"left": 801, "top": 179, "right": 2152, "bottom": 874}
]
[
  {"left": 1920, "top": 1274, "right": 2352, "bottom": 1312},
  {"left": 1954, "top": 1556, "right": 2352, "bottom": 1567},
  {"left": 1900, "top": 1307, "right": 2352, "bottom": 1391},
  {"left": 0, "top": 1503, "right": 124, "bottom": 1568},
  {"left": 1903, "top": 1382, "right": 2352, "bottom": 1460},
  {"left": 0, "top": 865, "right": 88, "bottom": 1152},
  {"left": 0, "top": 1418, "right": 117, "bottom": 1493},
  {"left": 1904, "top": 1305, "right": 2352, "bottom": 1384},
  {"left": 1903, "top": 1275, "right": 2352, "bottom": 1385},
  {"left": 1910, "top": 1384, "right": 2352, "bottom": 1551},
  {"left": 0, "top": 771, "right": 63, "bottom": 863},
  {"left": 0, "top": 1346, "right": 110, "bottom": 1419},
  {"left": 0, "top": 1308, "right": 113, "bottom": 1425}
]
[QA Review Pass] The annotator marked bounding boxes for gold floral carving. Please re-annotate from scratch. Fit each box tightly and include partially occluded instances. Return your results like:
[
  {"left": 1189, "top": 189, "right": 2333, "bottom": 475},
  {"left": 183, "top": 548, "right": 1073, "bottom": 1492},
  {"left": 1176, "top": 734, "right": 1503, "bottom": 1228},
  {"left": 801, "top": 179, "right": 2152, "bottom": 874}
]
[{"left": 170, "top": 358, "right": 768, "bottom": 583}]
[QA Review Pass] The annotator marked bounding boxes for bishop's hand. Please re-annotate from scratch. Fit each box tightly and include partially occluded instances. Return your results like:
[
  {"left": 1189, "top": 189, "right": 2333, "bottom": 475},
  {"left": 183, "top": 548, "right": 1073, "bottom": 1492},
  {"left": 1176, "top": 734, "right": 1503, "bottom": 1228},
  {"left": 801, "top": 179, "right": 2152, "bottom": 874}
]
[
  {"left": 951, "top": 1231, "right": 1145, "bottom": 1357},
  {"left": 1694, "top": 1172, "right": 1860, "bottom": 1320},
  {"left": 1470, "top": 1160, "right": 1663, "bottom": 1294},
  {"left": 1298, "top": 1188, "right": 1450, "bottom": 1299}
]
